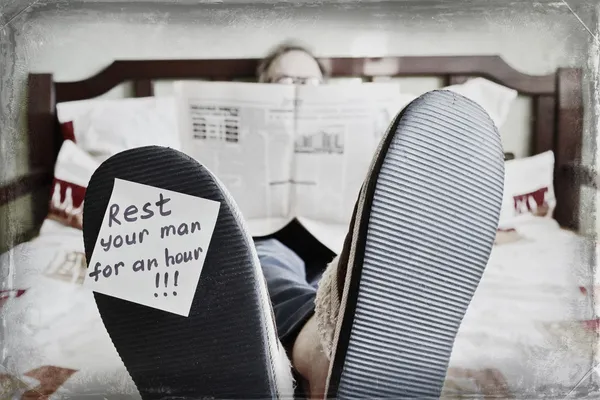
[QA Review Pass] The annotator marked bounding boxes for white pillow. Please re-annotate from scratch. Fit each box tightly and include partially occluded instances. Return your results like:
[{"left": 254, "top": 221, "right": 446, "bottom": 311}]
[
  {"left": 384, "top": 78, "right": 518, "bottom": 131},
  {"left": 56, "top": 96, "right": 180, "bottom": 163},
  {"left": 498, "top": 151, "right": 556, "bottom": 229},
  {"left": 443, "top": 78, "right": 518, "bottom": 130}
]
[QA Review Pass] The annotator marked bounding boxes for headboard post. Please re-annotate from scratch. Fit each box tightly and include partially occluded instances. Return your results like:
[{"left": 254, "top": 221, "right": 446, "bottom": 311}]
[
  {"left": 532, "top": 95, "right": 556, "bottom": 154},
  {"left": 27, "top": 73, "right": 57, "bottom": 229},
  {"left": 27, "top": 74, "right": 58, "bottom": 171},
  {"left": 554, "top": 68, "right": 584, "bottom": 230}
]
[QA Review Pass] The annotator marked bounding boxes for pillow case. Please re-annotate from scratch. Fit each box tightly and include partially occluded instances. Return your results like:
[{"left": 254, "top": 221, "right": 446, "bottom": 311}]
[
  {"left": 443, "top": 78, "right": 518, "bottom": 131},
  {"left": 498, "top": 150, "right": 556, "bottom": 229},
  {"left": 57, "top": 96, "right": 179, "bottom": 163},
  {"left": 385, "top": 78, "right": 518, "bottom": 131},
  {"left": 45, "top": 140, "right": 100, "bottom": 231}
]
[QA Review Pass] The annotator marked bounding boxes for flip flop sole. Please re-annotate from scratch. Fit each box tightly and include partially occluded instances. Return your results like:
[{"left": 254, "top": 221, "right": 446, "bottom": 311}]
[
  {"left": 331, "top": 90, "right": 504, "bottom": 398},
  {"left": 83, "top": 146, "right": 280, "bottom": 399}
]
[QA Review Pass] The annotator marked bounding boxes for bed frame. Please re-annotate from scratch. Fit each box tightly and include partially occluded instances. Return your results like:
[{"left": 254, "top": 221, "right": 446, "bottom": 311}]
[{"left": 1, "top": 55, "right": 595, "bottom": 247}]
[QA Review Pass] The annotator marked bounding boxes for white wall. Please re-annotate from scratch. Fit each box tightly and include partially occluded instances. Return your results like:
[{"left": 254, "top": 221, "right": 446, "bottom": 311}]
[{"left": 1, "top": 1, "right": 597, "bottom": 238}]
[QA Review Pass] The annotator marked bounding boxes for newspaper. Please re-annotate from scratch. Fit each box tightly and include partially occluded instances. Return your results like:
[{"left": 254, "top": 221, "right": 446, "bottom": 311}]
[
  {"left": 174, "top": 81, "right": 404, "bottom": 252},
  {"left": 175, "top": 79, "right": 518, "bottom": 253}
]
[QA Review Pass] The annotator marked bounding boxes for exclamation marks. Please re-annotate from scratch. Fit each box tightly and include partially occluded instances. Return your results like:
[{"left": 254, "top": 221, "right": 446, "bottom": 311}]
[
  {"left": 155, "top": 273, "right": 159, "bottom": 297},
  {"left": 154, "top": 271, "right": 179, "bottom": 298}
]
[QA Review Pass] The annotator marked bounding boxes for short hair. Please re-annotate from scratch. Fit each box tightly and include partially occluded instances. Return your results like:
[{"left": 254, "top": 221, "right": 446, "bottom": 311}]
[{"left": 257, "top": 41, "right": 328, "bottom": 83}]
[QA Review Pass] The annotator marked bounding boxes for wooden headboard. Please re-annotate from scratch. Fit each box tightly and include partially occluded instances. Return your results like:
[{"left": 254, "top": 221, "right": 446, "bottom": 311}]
[{"left": 1, "top": 55, "right": 594, "bottom": 248}]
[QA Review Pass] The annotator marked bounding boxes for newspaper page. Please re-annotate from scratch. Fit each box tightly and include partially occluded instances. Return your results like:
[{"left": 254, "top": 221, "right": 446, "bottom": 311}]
[
  {"left": 293, "top": 83, "right": 403, "bottom": 252},
  {"left": 174, "top": 81, "right": 297, "bottom": 237}
]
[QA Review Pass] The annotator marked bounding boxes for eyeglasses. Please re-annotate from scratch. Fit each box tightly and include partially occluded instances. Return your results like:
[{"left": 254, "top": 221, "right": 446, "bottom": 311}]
[{"left": 270, "top": 76, "right": 322, "bottom": 86}]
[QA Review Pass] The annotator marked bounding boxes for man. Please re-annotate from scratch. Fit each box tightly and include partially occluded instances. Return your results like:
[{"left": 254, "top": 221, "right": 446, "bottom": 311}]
[
  {"left": 254, "top": 41, "right": 343, "bottom": 398},
  {"left": 82, "top": 42, "right": 505, "bottom": 400},
  {"left": 253, "top": 42, "right": 508, "bottom": 398}
]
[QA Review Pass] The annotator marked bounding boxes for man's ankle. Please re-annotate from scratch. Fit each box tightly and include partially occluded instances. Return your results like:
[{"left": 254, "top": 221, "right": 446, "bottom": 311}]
[
  {"left": 292, "top": 316, "right": 316, "bottom": 376},
  {"left": 292, "top": 316, "right": 330, "bottom": 399}
]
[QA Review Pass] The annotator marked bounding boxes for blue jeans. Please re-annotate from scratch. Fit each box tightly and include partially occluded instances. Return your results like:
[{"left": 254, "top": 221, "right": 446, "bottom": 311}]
[
  {"left": 253, "top": 222, "right": 334, "bottom": 400},
  {"left": 254, "top": 223, "right": 333, "bottom": 399},
  {"left": 255, "top": 238, "right": 323, "bottom": 349}
]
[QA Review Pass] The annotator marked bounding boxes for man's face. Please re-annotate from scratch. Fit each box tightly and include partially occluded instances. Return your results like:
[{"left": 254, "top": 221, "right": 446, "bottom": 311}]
[{"left": 266, "top": 50, "right": 324, "bottom": 85}]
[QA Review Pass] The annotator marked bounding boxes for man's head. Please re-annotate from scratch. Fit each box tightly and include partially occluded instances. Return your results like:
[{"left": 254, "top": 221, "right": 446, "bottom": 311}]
[{"left": 257, "top": 41, "right": 327, "bottom": 85}]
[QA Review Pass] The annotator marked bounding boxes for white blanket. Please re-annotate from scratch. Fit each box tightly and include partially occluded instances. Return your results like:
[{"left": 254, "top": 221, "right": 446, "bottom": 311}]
[{"left": 0, "top": 218, "right": 597, "bottom": 398}]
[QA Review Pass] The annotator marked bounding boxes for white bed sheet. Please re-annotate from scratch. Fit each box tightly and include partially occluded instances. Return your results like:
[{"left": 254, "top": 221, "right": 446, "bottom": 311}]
[
  {"left": 1, "top": 220, "right": 139, "bottom": 399},
  {"left": 0, "top": 218, "right": 597, "bottom": 398},
  {"left": 443, "top": 217, "right": 597, "bottom": 397}
]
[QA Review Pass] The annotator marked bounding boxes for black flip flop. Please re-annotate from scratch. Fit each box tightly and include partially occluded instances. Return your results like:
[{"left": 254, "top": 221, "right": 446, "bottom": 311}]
[
  {"left": 325, "top": 90, "right": 505, "bottom": 399},
  {"left": 83, "top": 146, "right": 291, "bottom": 399}
]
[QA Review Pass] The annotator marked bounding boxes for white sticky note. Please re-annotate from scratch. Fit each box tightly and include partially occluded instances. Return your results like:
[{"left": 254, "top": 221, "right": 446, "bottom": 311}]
[{"left": 84, "top": 178, "right": 220, "bottom": 317}]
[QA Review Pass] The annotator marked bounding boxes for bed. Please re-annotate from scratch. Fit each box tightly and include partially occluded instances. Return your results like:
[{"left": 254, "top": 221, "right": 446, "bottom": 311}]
[{"left": 0, "top": 55, "right": 598, "bottom": 399}]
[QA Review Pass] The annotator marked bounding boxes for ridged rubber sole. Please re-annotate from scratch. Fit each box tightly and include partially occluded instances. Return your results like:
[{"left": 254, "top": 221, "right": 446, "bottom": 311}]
[
  {"left": 331, "top": 90, "right": 505, "bottom": 398},
  {"left": 82, "top": 147, "right": 281, "bottom": 399}
]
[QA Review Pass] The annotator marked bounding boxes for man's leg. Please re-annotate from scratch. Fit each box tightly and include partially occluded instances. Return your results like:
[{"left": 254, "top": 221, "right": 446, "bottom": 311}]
[
  {"left": 81, "top": 147, "right": 294, "bottom": 399},
  {"left": 279, "top": 90, "right": 505, "bottom": 399},
  {"left": 315, "top": 90, "right": 504, "bottom": 399},
  {"left": 254, "top": 238, "right": 316, "bottom": 351},
  {"left": 254, "top": 238, "right": 329, "bottom": 399}
]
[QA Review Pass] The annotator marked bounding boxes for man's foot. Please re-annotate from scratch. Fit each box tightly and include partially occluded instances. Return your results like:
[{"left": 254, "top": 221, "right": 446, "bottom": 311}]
[
  {"left": 313, "top": 90, "right": 505, "bottom": 399},
  {"left": 82, "top": 146, "right": 294, "bottom": 399}
]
